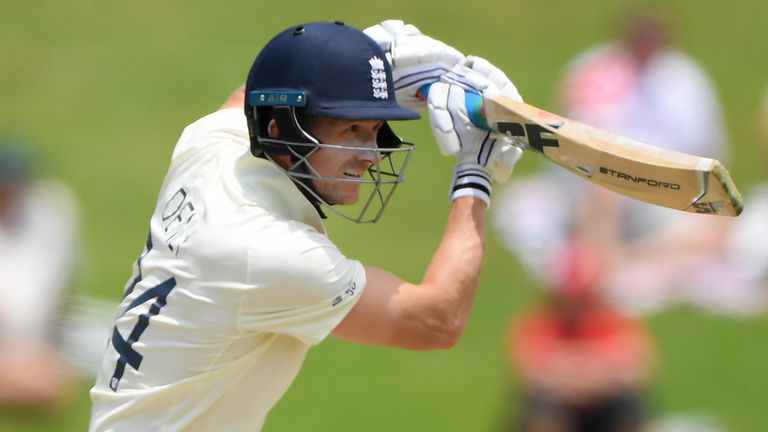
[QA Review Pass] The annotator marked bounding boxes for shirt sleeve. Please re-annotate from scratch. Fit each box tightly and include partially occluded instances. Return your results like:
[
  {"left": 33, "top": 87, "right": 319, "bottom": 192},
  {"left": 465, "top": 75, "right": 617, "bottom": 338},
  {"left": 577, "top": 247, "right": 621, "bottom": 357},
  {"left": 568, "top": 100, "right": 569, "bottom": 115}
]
[{"left": 237, "top": 221, "right": 366, "bottom": 345}]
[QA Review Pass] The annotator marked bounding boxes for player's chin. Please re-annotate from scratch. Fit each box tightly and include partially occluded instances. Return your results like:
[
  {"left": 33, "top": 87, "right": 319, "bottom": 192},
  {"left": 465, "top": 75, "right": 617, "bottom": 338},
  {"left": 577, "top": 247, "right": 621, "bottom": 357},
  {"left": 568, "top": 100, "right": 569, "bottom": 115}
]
[
  {"left": 334, "top": 189, "right": 360, "bottom": 205},
  {"left": 321, "top": 186, "right": 360, "bottom": 206}
]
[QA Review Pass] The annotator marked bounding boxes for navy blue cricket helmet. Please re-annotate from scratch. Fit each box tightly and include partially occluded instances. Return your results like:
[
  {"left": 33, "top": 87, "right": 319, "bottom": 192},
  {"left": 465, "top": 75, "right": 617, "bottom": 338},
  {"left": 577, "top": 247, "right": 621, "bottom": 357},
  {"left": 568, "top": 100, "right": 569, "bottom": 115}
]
[
  {"left": 242, "top": 21, "right": 419, "bottom": 223},
  {"left": 244, "top": 20, "right": 418, "bottom": 156}
]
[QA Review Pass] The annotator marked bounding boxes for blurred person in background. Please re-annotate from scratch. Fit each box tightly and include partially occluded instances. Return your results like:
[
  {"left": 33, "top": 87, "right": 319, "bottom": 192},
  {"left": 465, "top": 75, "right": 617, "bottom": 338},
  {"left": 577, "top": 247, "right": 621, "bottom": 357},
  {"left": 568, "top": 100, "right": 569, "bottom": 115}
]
[
  {"left": 560, "top": 5, "right": 727, "bottom": 159},
  {"left": 0, "top": 139, "right": 81, "bottom": 407},
  {"left": 505, "top": 238, "right": 655, "bottom": 432},
  {"left": 493, "top": 5, "right": 750, "bottom": 317}
]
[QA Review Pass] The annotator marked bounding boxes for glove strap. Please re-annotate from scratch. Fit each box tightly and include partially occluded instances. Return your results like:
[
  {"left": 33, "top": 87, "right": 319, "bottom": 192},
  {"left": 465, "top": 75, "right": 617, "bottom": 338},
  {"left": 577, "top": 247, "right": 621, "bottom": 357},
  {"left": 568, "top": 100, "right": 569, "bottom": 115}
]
[{"left": 451, "top": 163, "right": 491, "bottom": 208}]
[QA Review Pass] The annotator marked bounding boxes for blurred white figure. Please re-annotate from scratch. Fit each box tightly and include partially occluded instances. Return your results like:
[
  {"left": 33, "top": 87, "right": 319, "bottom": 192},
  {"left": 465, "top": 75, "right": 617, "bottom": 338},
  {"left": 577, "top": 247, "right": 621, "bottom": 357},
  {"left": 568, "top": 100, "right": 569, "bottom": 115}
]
[
  {"left": 560, "top": 8, "right": 727, "bottom": 160},
  {"left": 0, "top": 141, "right": 80, "bottom": 406},
  {"left": 493, "top": 7, "right": 765, "bottom": 317},
  {"left": 595, "top": 85, "right": 768, "bottom": 316}
]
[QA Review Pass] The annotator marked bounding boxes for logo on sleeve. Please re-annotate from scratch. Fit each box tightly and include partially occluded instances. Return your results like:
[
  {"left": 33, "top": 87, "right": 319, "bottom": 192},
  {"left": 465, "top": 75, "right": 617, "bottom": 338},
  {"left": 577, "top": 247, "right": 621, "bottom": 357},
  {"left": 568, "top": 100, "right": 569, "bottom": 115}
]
[{"left": 331, "top": 281, "right": 359, "bottom": 307}]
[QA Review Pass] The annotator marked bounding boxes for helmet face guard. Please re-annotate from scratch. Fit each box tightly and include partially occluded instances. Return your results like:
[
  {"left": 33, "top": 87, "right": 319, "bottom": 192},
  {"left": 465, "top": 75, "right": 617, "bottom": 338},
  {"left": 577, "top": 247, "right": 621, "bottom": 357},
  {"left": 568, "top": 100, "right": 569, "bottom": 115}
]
[
  {"left": 262, "top": 138, "right": 415, "bottom": 223},
  {"left": 244, "top": 21, "right": 421, "bottom": 223},
  {"left": 249, "top": 92, "right": 415, "bottom": 223}
]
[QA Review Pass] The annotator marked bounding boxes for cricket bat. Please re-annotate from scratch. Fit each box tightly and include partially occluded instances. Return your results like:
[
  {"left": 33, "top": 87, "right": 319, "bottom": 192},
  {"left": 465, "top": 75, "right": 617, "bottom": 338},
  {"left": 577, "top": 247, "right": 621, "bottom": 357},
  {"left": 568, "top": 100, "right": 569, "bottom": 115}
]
[{"left": 473, "top": 94, "right": 744, "bottom": 216}]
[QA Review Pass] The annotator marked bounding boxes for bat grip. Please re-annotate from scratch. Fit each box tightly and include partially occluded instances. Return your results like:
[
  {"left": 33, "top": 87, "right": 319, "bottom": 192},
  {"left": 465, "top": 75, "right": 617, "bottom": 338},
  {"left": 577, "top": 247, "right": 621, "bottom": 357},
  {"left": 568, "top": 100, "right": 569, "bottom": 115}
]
[{"left": 417, "top": 84, "right": 490, "bottom": 130}]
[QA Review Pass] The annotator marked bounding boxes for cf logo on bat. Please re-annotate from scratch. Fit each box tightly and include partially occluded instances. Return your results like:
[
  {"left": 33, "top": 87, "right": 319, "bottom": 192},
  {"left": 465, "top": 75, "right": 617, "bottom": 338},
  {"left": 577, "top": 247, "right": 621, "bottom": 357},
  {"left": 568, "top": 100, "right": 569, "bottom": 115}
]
[{"left": 496, "top": 121, "right": 561, "bottom": 153}]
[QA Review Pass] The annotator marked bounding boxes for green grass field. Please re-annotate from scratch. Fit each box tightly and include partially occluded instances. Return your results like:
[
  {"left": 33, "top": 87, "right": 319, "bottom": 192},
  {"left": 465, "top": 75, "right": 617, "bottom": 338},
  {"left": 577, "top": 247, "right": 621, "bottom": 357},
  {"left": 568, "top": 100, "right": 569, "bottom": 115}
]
[{"left": 2, "top": 0, "right": 767, "bottom": 430}]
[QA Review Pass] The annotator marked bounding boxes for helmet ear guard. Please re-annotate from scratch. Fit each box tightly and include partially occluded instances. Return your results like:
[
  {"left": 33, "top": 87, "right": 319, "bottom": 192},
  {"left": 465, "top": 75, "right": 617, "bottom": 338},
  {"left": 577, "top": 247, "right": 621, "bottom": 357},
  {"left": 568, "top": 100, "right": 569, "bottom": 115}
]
[
  {"left": 246, "top": 90, "right": 315, "bottom": 158},
  {"left": 245, "top": 105, "right": 268, "bottom": 157},
  {"left": 377, "top": 122, "right": 403, "bottom": 150}
]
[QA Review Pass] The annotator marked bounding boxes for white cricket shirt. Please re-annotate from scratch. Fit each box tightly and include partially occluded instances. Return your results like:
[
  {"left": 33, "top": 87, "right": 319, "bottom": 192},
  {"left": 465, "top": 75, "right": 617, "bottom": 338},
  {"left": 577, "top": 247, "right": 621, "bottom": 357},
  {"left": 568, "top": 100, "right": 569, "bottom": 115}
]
[{"left": 89, "top": 108, "right": 366, "bottom": 431}]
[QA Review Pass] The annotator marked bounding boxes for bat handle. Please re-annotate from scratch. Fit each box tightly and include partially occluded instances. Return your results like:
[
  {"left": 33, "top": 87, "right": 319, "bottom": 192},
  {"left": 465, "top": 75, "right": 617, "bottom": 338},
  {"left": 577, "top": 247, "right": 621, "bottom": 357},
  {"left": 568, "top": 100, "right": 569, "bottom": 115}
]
[{"left": 417, "top": 84, "right": 490, "bottom": 130}]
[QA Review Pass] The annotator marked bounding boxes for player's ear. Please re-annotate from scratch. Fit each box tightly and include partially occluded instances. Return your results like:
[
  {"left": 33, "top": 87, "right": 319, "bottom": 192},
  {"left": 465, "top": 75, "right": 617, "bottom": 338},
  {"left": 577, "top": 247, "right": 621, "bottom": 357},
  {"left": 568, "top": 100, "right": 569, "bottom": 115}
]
[{"left": 267, "top": 119, "right": 280, "bottom": 139}]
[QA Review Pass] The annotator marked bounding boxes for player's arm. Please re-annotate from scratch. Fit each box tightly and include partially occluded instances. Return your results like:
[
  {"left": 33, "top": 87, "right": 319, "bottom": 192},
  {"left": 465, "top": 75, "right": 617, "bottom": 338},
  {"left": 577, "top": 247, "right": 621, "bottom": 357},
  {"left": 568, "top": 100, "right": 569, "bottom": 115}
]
[
  {"left": 332, "top": 57, "right": 524, "bottom": 350},
  {"left": 333, "top": 197, "right": 487, "bottom": 350}
]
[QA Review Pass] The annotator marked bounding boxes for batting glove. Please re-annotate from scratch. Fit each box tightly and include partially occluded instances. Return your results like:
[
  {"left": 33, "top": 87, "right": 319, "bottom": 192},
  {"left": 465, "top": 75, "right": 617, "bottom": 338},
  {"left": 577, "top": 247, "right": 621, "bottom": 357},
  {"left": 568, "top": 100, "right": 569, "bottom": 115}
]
[
  {"left": 363, "top": 19, "right": 464, "bottom": 110},
  {"left": 428, "top": 56, "right": 525, "bottom": 207}
]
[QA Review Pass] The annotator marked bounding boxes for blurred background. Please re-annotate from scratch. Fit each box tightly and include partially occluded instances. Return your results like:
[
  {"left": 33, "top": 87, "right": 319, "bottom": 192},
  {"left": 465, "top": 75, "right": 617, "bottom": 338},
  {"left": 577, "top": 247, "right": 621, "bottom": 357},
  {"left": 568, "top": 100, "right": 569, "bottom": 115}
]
[{"left": 1, "top": 0, "right": 767, "bottom": 430}]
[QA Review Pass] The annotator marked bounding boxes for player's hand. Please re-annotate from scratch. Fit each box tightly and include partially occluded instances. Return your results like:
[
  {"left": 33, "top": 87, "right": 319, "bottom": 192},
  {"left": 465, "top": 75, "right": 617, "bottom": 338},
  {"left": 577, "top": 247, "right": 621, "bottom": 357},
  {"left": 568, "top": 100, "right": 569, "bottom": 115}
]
[
  {"left": 363, "top": 19, "right": 464, "bottom": 110},
  {"left": 441, "top": 55, "right": 523, "bottom": 102},
  {"left": 428, "top": 56, "right": 524, "bottom": 206},
  {"left": 430, "top": 55, "right": 524, "bottom": 180}
]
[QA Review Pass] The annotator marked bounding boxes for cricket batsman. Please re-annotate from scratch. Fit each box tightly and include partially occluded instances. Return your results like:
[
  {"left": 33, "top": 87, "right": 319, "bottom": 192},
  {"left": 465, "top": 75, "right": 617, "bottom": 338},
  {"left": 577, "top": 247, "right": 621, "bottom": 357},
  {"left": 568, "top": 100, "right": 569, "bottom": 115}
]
[{"left": 89, "top": 20, "right": 523, "bottom": 431}]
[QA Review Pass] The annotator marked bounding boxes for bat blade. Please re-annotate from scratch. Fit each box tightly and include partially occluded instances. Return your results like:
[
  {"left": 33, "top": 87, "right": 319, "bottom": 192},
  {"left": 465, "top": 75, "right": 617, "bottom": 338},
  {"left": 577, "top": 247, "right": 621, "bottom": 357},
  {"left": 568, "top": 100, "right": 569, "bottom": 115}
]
[{"left": 483, "top": 96, "right": 744, "bottom": 216}]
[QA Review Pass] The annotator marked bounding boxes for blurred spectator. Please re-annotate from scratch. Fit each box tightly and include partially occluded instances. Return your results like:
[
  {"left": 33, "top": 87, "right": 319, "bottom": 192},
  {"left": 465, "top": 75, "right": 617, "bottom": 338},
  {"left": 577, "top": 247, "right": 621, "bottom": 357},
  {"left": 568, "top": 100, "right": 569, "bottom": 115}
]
[
  {"left": 0, "top": 139, "right": 81, "bottom": 407},
  {"left": 560, "top": 5, "right": 727, "bottom": 159},
  {"left": 493, "top": 5, "right": 754, "bottom": 317},
  {"left": 506, "top": 239, "right": 654, "bottom": 432}
]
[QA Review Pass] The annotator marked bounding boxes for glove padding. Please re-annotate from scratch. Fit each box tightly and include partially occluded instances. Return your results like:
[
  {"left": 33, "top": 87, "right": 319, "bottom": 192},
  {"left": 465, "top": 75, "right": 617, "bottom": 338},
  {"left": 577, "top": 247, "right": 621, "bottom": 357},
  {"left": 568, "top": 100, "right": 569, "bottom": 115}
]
[
  {"left": 364, "top": 20, "right": 464, "bottom": 110},
  {"left": 428, "top": 56, "right": 524, "bottom": 183},
  {"left": 441, "top": 55, "right": 523, "bottom": 102}
]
